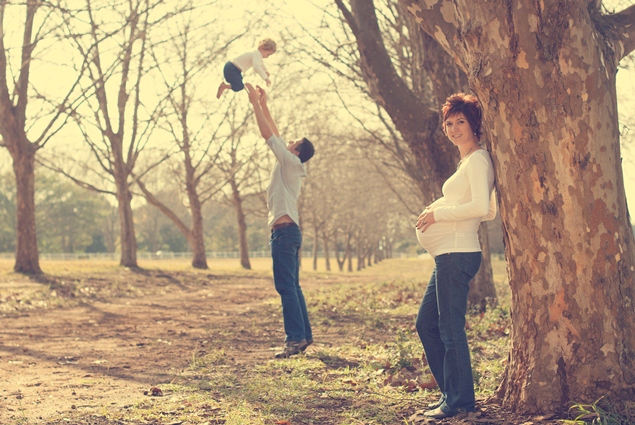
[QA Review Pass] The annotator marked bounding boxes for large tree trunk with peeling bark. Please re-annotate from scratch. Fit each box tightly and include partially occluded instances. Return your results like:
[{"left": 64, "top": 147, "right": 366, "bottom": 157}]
[
  {"left": 404, "top": 0, "right": 635, "bottom": 412},
  {"left": 12, "top": 146, "right": 41, "bottom": 274},
  {"left": 335, "top": 0, "right": 497, "bottom": 307}
]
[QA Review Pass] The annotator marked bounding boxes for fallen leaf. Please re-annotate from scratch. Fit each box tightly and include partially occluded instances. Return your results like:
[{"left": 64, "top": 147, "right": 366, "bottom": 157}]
[{"left": 275, "top": 421, "right": 291, "bottom": 425}]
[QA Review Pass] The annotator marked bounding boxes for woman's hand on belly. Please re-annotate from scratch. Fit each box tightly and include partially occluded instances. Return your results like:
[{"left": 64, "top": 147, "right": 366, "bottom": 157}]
[{"left": 416, "top": 208, "right": 436, "bottom": 233}]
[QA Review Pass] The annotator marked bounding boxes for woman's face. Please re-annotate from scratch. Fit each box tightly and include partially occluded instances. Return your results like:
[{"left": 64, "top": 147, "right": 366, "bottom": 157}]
[{"left": 444, "top": 112, "right": 477, "bottom": 146}]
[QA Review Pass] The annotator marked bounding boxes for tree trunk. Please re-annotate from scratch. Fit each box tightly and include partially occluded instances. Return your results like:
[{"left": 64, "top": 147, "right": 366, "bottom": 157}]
[
  {"left": 469, "top": 223, "right": 497, "bottom": 312},
  {"left": 356, "top": 244, "right": 364, "bottom": 271},
  {"left": 323, "top": 232, "right": 331, "bottom": 271},
  {"left": 346, "top": 237, "right": 353, "bottom": 272},
  {"left": 230, "top": 181, "right": 249, "bottom": 270},
  {"left": 404, "top": 0, "right": 635, "bottom": 412},
  {"left": 115, "top": 178, "right": 137, "bottom": 268},
  {"left": 312, "top": 226, "right": 319, "bottom": 271},
  {"left": 334, "top": 238, "right": 345, "bottom": 272},
  {"left": 189, "top": 192, "right": 208, "bottom": 270},
  {"left": 12, "top": 147, "right": 41, "bottom": 274}
]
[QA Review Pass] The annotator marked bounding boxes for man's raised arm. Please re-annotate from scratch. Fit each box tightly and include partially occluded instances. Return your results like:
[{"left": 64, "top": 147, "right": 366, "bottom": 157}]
[
  {"left": 257, "top": 86, "right": 280, "bottom": 138},
  {"left": 246, "top": 83, "right": 273, "bottom": 140}
]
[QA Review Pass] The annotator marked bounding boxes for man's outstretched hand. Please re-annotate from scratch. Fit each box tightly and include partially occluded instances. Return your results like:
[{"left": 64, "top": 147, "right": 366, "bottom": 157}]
[
  {"left": 245, "top": 83, "right": 260, "bottom": 105},
  {"left": 256, "top": 86, "right": 268, "bottom": 105}
]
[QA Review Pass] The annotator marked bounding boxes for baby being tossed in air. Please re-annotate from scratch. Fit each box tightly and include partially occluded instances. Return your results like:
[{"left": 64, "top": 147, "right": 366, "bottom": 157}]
[{"left": 217, "top": 38, "right": 276, "bottom": 98}]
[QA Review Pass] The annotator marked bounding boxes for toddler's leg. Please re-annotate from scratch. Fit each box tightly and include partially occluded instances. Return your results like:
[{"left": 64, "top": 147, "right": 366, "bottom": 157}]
[{"left": 217, "top": 82, "right": 231, "bottom": 99}]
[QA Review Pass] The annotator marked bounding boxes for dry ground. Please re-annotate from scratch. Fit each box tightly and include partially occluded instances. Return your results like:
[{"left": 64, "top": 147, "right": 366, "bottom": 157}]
[{"left": 0, "top": 257, "right": 573, "bottom": 424}]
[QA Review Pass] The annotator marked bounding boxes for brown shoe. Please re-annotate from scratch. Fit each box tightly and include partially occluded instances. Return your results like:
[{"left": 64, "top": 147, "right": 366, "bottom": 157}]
[
  {"left": 275, "top": 340, "right": 307, "bottom": 358},
  {"left": 300, "top": 339, "right": 313, "bottom": 352}
]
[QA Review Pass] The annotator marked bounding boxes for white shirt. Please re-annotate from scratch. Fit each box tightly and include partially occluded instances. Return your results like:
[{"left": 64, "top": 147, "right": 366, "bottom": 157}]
[
  {"left": 231, "top": 50, "right": 269, "bottom": 81},
  {"left": 416, "top": 149, "right": 496, "bottom": 257},
  {"left": 266, "top": 135, "right": 306, "bottom": 227}
]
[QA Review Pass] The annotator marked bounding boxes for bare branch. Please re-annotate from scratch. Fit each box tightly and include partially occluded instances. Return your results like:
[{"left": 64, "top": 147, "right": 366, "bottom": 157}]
[
  {"left": 37, "top": 157, "right": 116, "bottom": 196},
  {"left": 599, "top": 3, "right": 635, "bottom": 60},
  {"left": 136, "top": 177, "right": 192, "bottom": 239}
]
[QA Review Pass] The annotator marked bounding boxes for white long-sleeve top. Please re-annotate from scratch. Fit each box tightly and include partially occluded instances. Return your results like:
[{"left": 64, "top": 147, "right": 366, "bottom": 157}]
[
  {"left": 416, "top": 149, "right": 496, "bottom": 258},
  {"left": 266, "top": 135, "right": 306, "bottom": 227},
  {"left": 231, "top": 50, "right": 269, "bottom": 81}
]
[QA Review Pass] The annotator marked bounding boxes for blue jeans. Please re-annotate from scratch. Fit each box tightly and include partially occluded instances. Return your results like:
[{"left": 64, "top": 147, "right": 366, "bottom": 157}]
[
  {"left": 270, "top": 225, "right": 312, "bottom": 342},
  {"left": 223, "top": 61, "right": 244, "bottom": 92},
  {"left": 415, "top": 252, "right": 482, "bottom": 414}
]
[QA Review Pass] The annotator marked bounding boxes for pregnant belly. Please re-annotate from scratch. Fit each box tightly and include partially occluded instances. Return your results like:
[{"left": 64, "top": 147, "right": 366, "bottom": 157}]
[{"left": 415, "top": 223, "right": 454, "bottom": 254}]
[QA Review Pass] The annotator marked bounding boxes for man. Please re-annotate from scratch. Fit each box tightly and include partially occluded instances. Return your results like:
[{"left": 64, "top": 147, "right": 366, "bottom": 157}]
[{"left": 245, "top": 83, "right": 315, "bottom": 358}]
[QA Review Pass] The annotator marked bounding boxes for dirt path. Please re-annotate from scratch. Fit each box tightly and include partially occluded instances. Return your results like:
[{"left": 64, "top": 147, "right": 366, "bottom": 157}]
[{"left": 0, "top": 267, "right": 320, "bottom": 424}]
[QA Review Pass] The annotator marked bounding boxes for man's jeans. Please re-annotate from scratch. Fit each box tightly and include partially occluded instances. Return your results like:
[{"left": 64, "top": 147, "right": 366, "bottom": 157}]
[
  {"left": 415, "top": 252, "right": 482, "bottom": 414},
  {"left": 270, "top": 225, "right": 312, "bottom": 342}
]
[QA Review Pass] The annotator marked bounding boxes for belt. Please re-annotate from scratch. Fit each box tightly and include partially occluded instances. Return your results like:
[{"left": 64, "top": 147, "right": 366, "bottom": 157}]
[{"left": 271, "top": 222, "right": 298, "bottom": 232}]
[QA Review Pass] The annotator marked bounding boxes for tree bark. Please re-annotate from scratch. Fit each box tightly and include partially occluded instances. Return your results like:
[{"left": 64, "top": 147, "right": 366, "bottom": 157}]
[
  {"left": 12, "top": 147, "right": 41, "bottom": 273},
  {"left": 404, "top": 0, "right": 635, "bottom": 412},
  {"left": 115, "top": 173, "right": 137, "bottom": 268},
  {"left": 189, "top": 186, "right": 208, "bottom": 270}
]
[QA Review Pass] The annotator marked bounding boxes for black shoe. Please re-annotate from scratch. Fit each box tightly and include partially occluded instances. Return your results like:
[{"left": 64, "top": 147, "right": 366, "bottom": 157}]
[
  {"left": 300, "top": 339, "right": 313, "bottom": 352},
  {"left": 274, "top": 340, "right": 307, "bottom": 358},
  {"left": 423, "top": 407, "right": 454, "bottom": 419}
]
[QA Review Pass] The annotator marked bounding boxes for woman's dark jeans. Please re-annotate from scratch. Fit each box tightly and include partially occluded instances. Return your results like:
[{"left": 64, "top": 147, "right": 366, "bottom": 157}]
[
  {"left": 416, "top": 252, "right": 482, "bottom": 414},
  {"left": 270, "top": 225, "right": 312, "bottom": 342}
]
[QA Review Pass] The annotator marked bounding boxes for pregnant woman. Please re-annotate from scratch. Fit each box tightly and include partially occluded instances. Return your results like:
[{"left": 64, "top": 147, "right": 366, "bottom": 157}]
[{"left": 415, "top": 93, "right": 496, "bottom": 419}]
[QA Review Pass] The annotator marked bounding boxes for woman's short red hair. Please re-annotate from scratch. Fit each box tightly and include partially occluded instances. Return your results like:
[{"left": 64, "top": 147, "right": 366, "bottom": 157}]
[{"left": 442, "top": 93, "right": 482, "bottom": 140}]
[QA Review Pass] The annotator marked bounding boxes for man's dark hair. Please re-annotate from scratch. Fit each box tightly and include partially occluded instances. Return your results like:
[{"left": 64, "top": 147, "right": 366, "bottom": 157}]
[{"left": 297, "top": 138, "right": 315, "bottom": 163}]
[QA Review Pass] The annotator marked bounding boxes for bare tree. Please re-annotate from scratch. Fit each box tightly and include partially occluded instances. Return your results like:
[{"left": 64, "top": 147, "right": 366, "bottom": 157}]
[
  {"left": 403, "top": 0, "right": 635, "bottom": 413},
  {"left": 134, "top": 4, "right": 252, "bottom": 269},
  {"left": 0, "top": 0, "right": 88, "bottom": 273},
  {"left": 51, "top": 0, "right": 186, "bottom": 267}
]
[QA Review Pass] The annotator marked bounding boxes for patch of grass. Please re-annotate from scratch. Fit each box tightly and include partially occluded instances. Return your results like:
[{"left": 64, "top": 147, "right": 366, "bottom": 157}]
[
  {"left": 561, "top": 398, "right": 635, "bottom": 425},
  {"left": 190, "top": 348, "right": 228, "bottom": 370}
]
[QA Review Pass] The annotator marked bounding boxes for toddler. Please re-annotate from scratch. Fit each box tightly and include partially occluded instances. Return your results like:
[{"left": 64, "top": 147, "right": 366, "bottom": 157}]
[{"left": 217, "top": 38, "right": 276, "bottom": 98}]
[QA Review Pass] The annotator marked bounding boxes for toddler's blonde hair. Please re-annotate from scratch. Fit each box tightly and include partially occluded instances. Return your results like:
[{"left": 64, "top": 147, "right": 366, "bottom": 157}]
[{"left": 258, "top": 38, "right": 277, "bottom": 53}]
